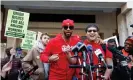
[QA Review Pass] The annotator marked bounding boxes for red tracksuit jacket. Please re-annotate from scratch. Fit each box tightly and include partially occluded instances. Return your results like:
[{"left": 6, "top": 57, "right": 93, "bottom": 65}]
[{"left": 40, "top": 34, "right": 80, "bottom": 80}]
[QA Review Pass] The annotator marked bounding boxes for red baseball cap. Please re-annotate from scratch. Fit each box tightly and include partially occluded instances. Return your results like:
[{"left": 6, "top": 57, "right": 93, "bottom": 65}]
[{"left": 62, "top": 19, "right": 74, "bottom": 27}]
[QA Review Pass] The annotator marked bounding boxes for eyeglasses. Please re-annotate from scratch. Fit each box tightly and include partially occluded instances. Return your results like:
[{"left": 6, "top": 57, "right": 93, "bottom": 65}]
[
  {"left": 63, "top": 26, "right": 74, "bottom": 30},
  {"left": 87, "top": 29, "right": 97, "bottom": 32}
]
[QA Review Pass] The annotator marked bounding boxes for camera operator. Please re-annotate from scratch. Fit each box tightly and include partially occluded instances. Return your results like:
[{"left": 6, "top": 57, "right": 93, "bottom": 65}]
[
  {"left": 109, "top": 36, "right": 133, "bottom": 80},
  {"left": 120, "top": 36, "right": 133, "bottom": 80},
  {"left": 107, "top": 39, "right": 122, "bottom": 80}
]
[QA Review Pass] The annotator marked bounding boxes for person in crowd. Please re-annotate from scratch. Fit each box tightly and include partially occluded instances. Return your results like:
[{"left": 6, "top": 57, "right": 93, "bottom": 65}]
[
  {"left": 1, "top": 47, "right": 22, "bottom": 80},
  {"left": 107, "top": 39, "right": 117, "bottom": 48},
  {"left": 107, "top": 39, "right": 122, "bottom": 80},
  {"left": 22, "top": 33, "right": 50, "bottom": 80},
  {"left": 40, "top": 19, "right": 80, "bottom": 80},
  {"left": 82, "top": 24, "right": 113, "bottom": 80},
  {"left": 118, "top": 36, "right": 133, "bottom": 80}
]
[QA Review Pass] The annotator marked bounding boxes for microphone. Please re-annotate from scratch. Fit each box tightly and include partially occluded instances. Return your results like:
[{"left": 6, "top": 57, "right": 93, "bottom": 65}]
[
  {"left": 94, "top": 49, "right": 104, "bottom": 61},
  {"left": 86, "top": 44, "right": 93, "bottom": 65},
  {"left": 72, "top": 42, "right": 83, "bottom": 57},
  {"left": 94, "top": 49, "right": 107, "bottom": 68},
  {"left": 86, "top": 44, "right": 93, "bottom": 52},
  {"left": 78, "top": 43, "right": 87, "bottom": 67},
  {"left": 76, "top": 42, "right": 83, "bottom": 47}
]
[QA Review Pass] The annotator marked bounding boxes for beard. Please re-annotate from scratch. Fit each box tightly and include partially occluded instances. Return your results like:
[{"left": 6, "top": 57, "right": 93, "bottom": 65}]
[{"left": 64, "top": 32, "right": 72, "bottom": 39}]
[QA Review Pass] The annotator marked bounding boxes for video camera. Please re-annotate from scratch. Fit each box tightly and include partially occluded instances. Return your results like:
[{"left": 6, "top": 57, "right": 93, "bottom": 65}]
[
  {"left": 19, "top": 66, "right": 38, "bottom": 80},
  {"left": 108, "top": 46, "right": 132, "bottom": 66}
]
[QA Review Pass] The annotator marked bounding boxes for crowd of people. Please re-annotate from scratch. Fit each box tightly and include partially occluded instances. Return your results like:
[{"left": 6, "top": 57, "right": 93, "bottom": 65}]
[{"left": 0, "top": 19, "right": 133, "bottom": 80}]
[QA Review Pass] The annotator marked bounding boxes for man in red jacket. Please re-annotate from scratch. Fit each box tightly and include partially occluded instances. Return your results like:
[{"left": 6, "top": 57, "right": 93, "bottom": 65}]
[{"left": 40, "top": 19, "right": 80, "bottom": 80}]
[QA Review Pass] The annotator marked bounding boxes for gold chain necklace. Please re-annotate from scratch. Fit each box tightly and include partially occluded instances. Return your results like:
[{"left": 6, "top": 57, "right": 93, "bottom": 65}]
[{"left": 62, "top": 36, "right": 71, "bottom": 46}]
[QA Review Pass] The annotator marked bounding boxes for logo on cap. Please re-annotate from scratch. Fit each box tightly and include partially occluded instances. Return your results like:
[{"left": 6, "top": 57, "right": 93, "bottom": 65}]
[{"left": 62, "top": 19, "right": 74, "bottom": 27}]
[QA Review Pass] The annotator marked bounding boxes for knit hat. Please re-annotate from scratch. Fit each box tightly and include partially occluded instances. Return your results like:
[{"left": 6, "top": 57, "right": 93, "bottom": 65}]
[{"left": 126, "top": 36, "right": 133, "bottom": 44}]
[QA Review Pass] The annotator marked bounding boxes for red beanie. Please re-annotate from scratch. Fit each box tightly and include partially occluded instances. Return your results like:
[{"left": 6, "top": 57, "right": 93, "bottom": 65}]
[
  {"left": 126, "top": 36, "right": 133, "bottom": 44},
  {"left": 62, "top": 19, "right": 74, "bottom": 27}
]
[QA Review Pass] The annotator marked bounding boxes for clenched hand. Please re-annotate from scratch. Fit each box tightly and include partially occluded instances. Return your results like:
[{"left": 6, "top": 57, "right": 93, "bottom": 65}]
[{"left": 48, "top": 54, "right": 59, "bottom": 62}]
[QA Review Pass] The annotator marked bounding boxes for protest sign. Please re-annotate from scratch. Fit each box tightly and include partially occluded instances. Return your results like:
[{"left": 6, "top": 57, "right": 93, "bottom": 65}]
[
  {"left": 103, "top": 36, "right": 119, "bottom": 47},
  {"left": 5, "top": 9, "right": 30, "bottom": 38},
  {"left": 36, "top": 31, "right": 42, "bottom": 41},
  {"left": 21, "top": 30, "right": 36, "bottom": 50}
]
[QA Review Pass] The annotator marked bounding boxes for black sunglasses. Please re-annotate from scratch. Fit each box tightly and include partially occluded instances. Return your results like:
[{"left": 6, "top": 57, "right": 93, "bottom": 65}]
[
  {"left": 63, "top": 26, "right": 74, "bottom": 30},
  {"left": 87, "top": 29, "right": 97, "bottom": 32}
]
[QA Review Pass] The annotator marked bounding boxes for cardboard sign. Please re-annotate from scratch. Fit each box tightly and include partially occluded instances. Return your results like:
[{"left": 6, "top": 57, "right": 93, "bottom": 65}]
[
  {"left": 5, "top": 9, "right": 30, "bottom": 38},
  {"left": 21, "top": 30, "right": 36, "bottom": 50},
  {"left": 36, "top": 31, "right": 43, "bottom": 41},
  {"left": 103, "top": 36, "right": 119, "bottom": 47}
]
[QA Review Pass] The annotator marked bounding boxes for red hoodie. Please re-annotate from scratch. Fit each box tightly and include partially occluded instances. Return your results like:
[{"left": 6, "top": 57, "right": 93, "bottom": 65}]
[{"left": 40, "top": 34, "right": 80, "bottom": 80}]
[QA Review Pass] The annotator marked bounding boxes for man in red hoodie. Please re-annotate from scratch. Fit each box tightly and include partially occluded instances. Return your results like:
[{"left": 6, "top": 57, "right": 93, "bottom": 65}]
[{"left": 40, "top": 19, "right": 80, "bottom": 80}]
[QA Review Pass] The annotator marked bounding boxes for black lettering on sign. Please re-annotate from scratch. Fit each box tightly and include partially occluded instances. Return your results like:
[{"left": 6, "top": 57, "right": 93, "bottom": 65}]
[
  {"left": 13, "top": 11, "right": 24, "bottom": 16},
  {"left": 12, "top": 15, "right": 24, "bottom": 20},
  {"left": 29, "top": 37, "right": 34, "bottom": 40},
  {"left": 25, "top": 36, "right": 29, "bottom": 39},
  {"left": 27, "top": 33, "right": 33, "bottom": 36},
  {"left": 8, "top": 27, "right": 22, "bottom": 32},
  {"left": 25, "top": 40, "right": 32, "bottom": 44},
  {"left": 18, "top": 21, "right": 24, "bottom": 25},
  {"left": 11, "top": 19, "right": 17, "bottom": 24},
  {"left": 10, "top": 24, "right": 23, "bottom": 28}
]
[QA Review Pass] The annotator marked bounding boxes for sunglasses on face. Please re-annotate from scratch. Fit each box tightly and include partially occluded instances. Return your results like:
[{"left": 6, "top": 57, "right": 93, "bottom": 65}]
[
  {"left": 63, "top": 26, "right": 74, "bottom": 30},
  {"left": 87, "top": 29, "right": 97, "bottom": 32}
]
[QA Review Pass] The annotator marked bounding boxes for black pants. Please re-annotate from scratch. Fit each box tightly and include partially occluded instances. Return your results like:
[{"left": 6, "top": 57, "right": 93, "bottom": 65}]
[
  {"left": 7, "top": 70, "right": 19, "bottom": 80},
  {"left": 111, "top": 66, "right": 132, "bottom": 80}
]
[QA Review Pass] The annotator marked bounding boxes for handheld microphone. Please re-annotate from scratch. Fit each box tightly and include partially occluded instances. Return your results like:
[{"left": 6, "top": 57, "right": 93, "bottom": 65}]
[
  {"left": 76, "top": 42, "right": 83, "bottom": 47},
  {"left": 72, "top": 42, "right": 83, "bottom": 57},
  {"left": 86, "top": 44, "right": 93, "bottom": 65},
  {"left": 94, "top": 49, "right": 104, "bottom": 61},
  {"left": 78, "top": 43, "right": 87, "bottom": 67},
  {"left": 72, "top": 45, "right": 78, "bottom": 57},
  {"left": 94, "top": 49, "right": 107, "bottom": 68},
  {"left": 86, "top": 44, "right": 93, "bottom": 52}
]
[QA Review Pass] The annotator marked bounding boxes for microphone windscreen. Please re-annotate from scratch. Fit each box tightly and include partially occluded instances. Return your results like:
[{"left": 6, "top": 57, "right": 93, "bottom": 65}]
[
  {"left": 76, "top": 42, "right": 83, "bottom": 47},
  {"left": 94, "top": 49, "right": 103, "bottom": 57},
  {"left": 86, "top": 44, "right": 92, "bottom": 51},
  {"left": 72, "top": 45, "right": 77, "bottom": 51}
]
